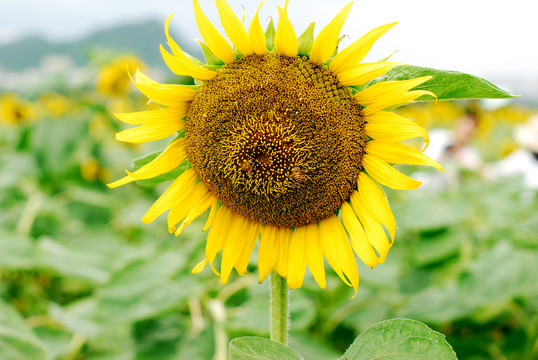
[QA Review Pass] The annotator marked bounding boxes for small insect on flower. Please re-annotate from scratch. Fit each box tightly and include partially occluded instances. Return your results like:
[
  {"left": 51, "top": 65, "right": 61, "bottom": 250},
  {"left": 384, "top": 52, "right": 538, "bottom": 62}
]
[{"left": 109, "top": 0, "right": 442, "bottom": 296}]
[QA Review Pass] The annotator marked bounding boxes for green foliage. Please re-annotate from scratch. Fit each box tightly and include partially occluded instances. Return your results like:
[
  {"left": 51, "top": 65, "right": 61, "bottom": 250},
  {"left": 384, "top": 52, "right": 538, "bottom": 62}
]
[
  {"left": 369, "top": 65, "right": 516, "bottom": 100},
  {"left": 229, "top": 337, "right": 302, "bottom": 360},
  {"left": 340, "top": 319, "right": 457, "bottom": 360},
  {"left": 0, "top": 300, "right": 49, "bottom": 360}
]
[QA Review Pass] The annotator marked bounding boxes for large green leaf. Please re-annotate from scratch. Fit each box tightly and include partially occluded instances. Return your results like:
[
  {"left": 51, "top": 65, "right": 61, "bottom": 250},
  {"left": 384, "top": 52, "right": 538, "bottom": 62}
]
[
  {"left": 229, "top": 337, "right": 302, "bottom": 360},
  {"left": 368, "top": 65, "right": 516, "bottom": 100},
  {"left": 340, "top": 319, "right": 457, "bottom": 360},
  {"left": 0, "top": 300, "right": 49, "bottom": 360}
]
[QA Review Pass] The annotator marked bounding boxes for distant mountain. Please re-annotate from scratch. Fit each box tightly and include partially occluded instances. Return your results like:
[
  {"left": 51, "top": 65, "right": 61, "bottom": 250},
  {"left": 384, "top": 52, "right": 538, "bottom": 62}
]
[{"left": 0, "top": 20, "right": 199, "bottom": 71}]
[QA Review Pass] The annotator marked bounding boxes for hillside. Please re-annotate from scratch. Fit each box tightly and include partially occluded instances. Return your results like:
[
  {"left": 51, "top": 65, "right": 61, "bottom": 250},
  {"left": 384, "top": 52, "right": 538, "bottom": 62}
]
[{"left": 0, "top": 20, "right": 199, "bottom": 71}]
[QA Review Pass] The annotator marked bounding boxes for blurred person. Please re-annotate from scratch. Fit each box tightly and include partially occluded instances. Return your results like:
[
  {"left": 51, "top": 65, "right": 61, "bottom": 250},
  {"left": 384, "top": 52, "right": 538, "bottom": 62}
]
[
  {"left": 483, "top": 115, "right": 538, "bottom": 189},
  {"left": 424, "top": 101, "right": 483, "bottom": 171}
]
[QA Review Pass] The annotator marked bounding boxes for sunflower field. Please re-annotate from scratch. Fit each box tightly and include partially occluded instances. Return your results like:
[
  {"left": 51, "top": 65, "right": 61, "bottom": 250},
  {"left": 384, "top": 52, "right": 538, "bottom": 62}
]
[{"left": 1, "top": 2, "right": 537, "bottom": 360}]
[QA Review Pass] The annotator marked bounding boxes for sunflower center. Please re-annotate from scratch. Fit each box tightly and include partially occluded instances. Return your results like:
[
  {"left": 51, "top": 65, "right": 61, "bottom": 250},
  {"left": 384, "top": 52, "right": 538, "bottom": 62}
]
[{"left": 185, "top": 53, "right": 366, "bottom": 227}]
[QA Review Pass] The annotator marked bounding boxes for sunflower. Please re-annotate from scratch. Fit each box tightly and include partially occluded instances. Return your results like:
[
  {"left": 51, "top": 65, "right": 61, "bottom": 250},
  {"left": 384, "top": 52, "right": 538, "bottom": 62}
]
[
  {"left": 96, "top": 55, "right": 146, "bottom": 96},
  {"left": 109, "top": 0, "right": 442, "bottom": 294},
  {"left": 0, "top": 93, "right": 36, "bottom": 125}
]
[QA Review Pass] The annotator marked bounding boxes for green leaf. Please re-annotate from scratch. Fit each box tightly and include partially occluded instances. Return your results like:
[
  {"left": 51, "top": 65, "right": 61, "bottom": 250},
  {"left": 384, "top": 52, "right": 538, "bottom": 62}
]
[
  {"left": 265, "top": 18, "right": 276, "bottom": 51},
  {"left": 94, "top": 252, "right": 196, "bottom": 324},
  {"left": 340, "top": 319, "right": 457, "bottom": 360},
  {"left": 368, "top": 65, "right": 516, "bottom": 100},
  {"left": 297, "top": 22, "right": 315, "bottom": 56},
  {"left": 229, "top": 337, "right": 302, "bottom": 360},
  {"left": 459, "top": 242, "right": 538, "bottom": 306},
  {"left": 0, "top": 232, "right": 40, "bottom": 269},
  {"left": 0, "top": 300, "right": 49, "bottom": 360}
]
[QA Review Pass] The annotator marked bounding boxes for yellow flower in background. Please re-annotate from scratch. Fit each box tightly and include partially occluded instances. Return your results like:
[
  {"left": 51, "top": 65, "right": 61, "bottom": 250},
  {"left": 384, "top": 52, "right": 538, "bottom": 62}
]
[
  {"left": 39, "top": 92, "right": 70, "bottom": 118},
  {"left": 96, "top": 55, "right": 146, "bottom": 96},
  {"left": 0, "top": 93, "right": 36, "bottom": 125},
  {"left": 109, "top": 0, "right": 442, "bottom": 294},
  {"left": 81, "top": 157, "right": 111, "bottom": 183}
]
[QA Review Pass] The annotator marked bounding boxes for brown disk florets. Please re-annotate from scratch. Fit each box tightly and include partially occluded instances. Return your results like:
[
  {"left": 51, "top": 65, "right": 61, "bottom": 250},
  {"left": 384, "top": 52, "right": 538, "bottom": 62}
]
[{"left": 185, "top": 53, "right": 366, "bottom": 227}]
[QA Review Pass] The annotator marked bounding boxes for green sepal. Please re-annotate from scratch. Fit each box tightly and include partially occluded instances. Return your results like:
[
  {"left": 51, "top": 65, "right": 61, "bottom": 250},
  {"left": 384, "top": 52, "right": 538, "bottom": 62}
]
[
  {"left": 196, "top": 40, "right": 225, "bottom": 66},
  {"left": 368, "top": 65, "right": 517, "bottom": 100},
  {"left": 339, "top": 318, "right": 457, "bottom": 360},
  {"left": 183, "top": 51, "right": 205, "bottom": 67},
  {"left": 229, "top": 337, "right": 303, "bottom": 360},
  {"left": 265, "top": 18, "right": 276, "bottom": 51},
  {"left": 297, "top": 22, "right": 315, "bottom": 56}
]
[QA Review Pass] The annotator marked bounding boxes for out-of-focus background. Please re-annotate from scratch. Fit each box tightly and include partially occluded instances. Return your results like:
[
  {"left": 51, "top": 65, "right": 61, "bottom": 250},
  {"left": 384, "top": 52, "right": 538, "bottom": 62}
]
[{"left": 1, "top": 1, "right": 537, "bottom": 359}]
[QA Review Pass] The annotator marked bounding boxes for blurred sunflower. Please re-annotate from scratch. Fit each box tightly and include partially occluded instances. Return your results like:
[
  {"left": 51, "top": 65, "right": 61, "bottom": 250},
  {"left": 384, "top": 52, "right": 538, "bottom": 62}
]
[
  {"left": 96, "top": 55, "right": 146, "bottom": 96},
  {"left": 39, "top": 92, "right": 70, "bottom": 118},
  {"left": 0, "top": 93, "right": 36, "bottom": 125},
  {"left": 109, "top": 0, "right": 442, "bottom": 293}
]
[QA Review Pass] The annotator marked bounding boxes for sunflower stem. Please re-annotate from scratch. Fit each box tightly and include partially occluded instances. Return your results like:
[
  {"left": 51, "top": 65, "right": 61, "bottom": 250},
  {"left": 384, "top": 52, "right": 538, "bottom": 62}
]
[{"left": 270, "top": 271, "right": 289, "bottom": 344}]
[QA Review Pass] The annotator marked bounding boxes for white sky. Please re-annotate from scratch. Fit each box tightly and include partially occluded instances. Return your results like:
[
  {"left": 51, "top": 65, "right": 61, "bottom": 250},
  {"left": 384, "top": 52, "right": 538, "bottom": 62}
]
[{"left": 1, "top": 0, "right": 537, "bottom": 79}]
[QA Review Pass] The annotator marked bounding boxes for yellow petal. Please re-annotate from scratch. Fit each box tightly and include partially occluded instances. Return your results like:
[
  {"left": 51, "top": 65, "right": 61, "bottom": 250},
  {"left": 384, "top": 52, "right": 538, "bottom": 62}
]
[
  {"left": 355, "top": 77, "right": 434, "bottom": 114},
  {"left": 366, "top": 140, "right": 443, "bottom": 172},
  {"left": 202, "top": 197, "right": 219, "bottom": 231},
  {"left": 287, "top": 225, "right": 308, "bottom": 289},
  {"left": 304, "top": 222, "right": 326, "bottom": 289},
  {"left": 362, "top": 154, "right": 421, "bottom": 190},
  {"left": 249, "top": 1, "right": 267, "bottom": 55},
  {"left": 274, "top": 227, "right": 292, "bottom": 278},
  {"left": 330, "top": 22, "right": 397, "bottom": 75},
  {"left": 162, "top": 15, "right": 217, "bottom": 81},
  {"left": 318, "top": 214, "right": 359, "bottom": 295},
  {"left": 168, "top": 182, "right": 209, "bottom": 232},
  {"left": 160, "top": 45, "right": 217, "bottom": 81},
  {"left": 340, "top": 201, "right": 379, "bottom": 268},
  {"left": 206, "top": 205, "right": 234, "bottom": 272},
  {"left": 193, "top": 0, "right": 236, "bottom": 63},
  {"left": 337, "top": 62, "right": 401, "bottom": 86},
  {"left": 141, "top": 169, "right": 197, "bottom": 223},
  {"left": 220, "top": 214, "right": 249, "bottom": 283},
  {"left": 191, "top": 258, "right": 208, "bottom": 274},
  {"left": 364, "top": 110, "right": 429, "bottom": 145},
  {"left": 258, "top": 224, "right": 279, "bottom": 283},
  {"left": 168, "top": 188, "right": 207, "bottom": 233},
  {"left": 356, "top": 172, "right": 396, "bottom": 240},
  {"left": 107, "top": 138, "right": 187, "bottom": 189},
  {"left": 233, "top": 220, "right": 259, "bottom": 276},
  {"left": 175, "top": 191, "right": 215, "bottom": 236},
  {"left": 113, "top": 106, "right": 187, "bottom": 143},
  {"left": 113, "top": 106, "right": 187, "bottom": 125},
  {"left": 132, "top": 69, "right": 196, "bottom": 107},
  {"left": 310, "top": 2, "right": 352, "bottom": 64},
  {"left": 349, "top": 191, "right": 391, "bottom": 263},
  {"left": 215, "top": 0, "right": 253, "bottom": 56},
  {"left": 274, "top": 0, "right": 297, "bottom": 57}
]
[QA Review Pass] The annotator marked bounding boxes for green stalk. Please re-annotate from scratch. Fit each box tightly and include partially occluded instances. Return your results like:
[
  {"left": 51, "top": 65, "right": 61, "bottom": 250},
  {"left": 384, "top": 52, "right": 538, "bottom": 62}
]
[{"left": 270, "top": 271, "right": 289, "bottom": 344}]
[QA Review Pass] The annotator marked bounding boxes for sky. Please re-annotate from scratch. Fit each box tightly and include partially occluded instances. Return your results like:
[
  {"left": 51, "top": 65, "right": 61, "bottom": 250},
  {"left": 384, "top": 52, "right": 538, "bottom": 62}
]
[{"left": 1, "top": 0, "right": 537, "bottom": 80}]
